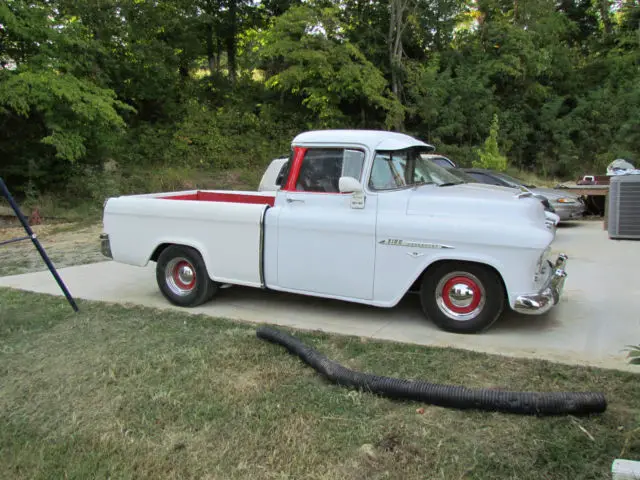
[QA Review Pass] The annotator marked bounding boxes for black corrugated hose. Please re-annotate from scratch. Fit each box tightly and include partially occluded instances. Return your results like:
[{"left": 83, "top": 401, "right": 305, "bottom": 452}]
[{"left": 256, "top": 326, "right": 607, "bottom": 416}]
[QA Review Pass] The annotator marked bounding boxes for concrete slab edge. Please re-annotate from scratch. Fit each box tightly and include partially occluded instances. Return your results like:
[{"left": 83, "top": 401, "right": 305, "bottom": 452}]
[{"left": 612, "top": 459, "right": 640, "bottom": 479}]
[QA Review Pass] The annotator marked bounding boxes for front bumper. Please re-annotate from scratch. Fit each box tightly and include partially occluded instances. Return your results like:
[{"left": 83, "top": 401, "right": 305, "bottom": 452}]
[
  {"left": 100, "top": 233, "right": 113, "bottom": 259},
  {"left": 513, "top": 254, "right": 568, "bottom": 315},
  {"left": 553, "top": 203, "right": 586, "bottom": 221}
]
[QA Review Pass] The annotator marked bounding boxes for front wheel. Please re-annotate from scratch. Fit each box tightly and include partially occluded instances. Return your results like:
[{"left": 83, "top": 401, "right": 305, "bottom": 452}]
[
  {"left": 156, "top": 245, "right": 218, "bottom": 307},
  {"left": 419, "top": 262, "right": 505, "bottom": 333}
]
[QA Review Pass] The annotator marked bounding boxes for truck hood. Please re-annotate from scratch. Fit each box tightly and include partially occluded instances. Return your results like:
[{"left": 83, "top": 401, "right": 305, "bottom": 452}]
[{"left": 406, "top": 183, "right": 546, "bottom": 223}]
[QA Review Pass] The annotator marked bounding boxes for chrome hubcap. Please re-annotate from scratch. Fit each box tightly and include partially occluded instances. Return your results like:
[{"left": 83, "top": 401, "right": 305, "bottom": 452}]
[
  {"left": 435, "top": 272, "right": 485, "bottom": 321},
  {"left": 448, "top": 283, "right": 475, "bottom": 308},
  {"left": 165, "top": 257, "right": 197, "bottom": 296}
]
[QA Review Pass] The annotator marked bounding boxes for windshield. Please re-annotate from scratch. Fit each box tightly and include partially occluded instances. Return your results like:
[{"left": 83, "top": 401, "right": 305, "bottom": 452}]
[
  {"left": 493, "top": 172, "right": 532, "bottom": 188},
  {"left": 369, "top": 147, "right": 464, "bottom": 190},
  {"left": 448, "top": 168, "right": 480, "bottom": 183}
]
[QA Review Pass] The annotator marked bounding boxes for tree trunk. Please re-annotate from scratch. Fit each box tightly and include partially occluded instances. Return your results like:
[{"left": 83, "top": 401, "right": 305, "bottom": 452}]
[
  {"left": 388, "top": 0, "right": 411, "bottom": 129},
  {"left": 227, "top": 0, "right": 237, "bottom": 85},
  {"left": 206, "top": 23, "right": 217, "bottom": 75},
  {"left": 599, "top": 0, "right": 613, "bottom": 37}
]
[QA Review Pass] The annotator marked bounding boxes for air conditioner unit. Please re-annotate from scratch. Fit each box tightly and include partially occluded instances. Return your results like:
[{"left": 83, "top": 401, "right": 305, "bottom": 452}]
[{"left": 608, "top": 175, "right": 640, "bottom": 240}]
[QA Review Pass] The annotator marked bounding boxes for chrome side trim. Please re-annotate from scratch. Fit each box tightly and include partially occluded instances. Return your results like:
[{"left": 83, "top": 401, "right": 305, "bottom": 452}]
[
  {"left": 514, "top": 254, "right": 568, "bottom": 315},
  {"left": 259, "top": 205, "right": 270, "bottom": 288},
  {"left": 100, "top": 233, "right": 112, "bottom": 259},
  {"left": 378, "top": 239, "right": 454, "bottom": 249}
]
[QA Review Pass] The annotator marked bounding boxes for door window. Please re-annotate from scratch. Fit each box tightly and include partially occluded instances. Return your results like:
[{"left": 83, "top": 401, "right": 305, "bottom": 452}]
[{"left": 296, "top": 148, "right": 365, "bottom": 193}]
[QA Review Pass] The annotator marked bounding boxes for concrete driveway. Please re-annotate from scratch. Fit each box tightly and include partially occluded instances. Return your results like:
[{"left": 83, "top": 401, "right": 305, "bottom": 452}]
[{"left": 1, "top": 220, "right": 638, "bottom": 371}]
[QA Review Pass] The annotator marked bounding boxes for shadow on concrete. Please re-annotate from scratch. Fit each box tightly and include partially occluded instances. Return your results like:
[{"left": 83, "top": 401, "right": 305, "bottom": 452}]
[
  {"left": 207, "top": 284, "right": 560, "bottom": 335},
  {"left": 557, "top": 221, "right": 586, "bottom": 229}
]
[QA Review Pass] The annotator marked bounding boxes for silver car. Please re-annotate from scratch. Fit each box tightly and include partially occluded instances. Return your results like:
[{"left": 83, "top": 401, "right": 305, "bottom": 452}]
[{"left": 459, "top": 168, "right": 586, "bottom": 222}]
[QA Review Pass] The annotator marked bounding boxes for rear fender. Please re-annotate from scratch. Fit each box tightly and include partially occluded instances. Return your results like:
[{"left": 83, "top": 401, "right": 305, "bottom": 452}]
[{"left": 148, "top": 239, "right": 214, "bottom": 280}]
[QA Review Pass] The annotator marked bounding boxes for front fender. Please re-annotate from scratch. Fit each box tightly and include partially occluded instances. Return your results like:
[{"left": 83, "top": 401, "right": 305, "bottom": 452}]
[{"left": 373, "top": 243, "right": 543, "bottom": 308}]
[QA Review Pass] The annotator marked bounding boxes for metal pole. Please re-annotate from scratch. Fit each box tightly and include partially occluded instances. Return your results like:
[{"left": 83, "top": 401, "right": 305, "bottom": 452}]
[{"left": 0, "top": 177, "right": 79, "bottom": 312}]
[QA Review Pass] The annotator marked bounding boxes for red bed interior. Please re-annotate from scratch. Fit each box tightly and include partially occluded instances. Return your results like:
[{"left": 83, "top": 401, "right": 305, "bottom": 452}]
[{"left": 160, "top": 191, "right": 275, "bottom": 206}]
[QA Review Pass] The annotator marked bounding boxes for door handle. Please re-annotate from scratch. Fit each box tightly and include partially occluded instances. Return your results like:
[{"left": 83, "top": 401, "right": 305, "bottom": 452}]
[{"left": 286, "top": 196, "right": 305, "bottom": 203}]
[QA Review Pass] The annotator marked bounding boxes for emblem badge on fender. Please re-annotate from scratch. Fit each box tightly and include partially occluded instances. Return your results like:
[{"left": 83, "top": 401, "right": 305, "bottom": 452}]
[{"left": 379, "top": 239, "right": 454, "bottom": 249}]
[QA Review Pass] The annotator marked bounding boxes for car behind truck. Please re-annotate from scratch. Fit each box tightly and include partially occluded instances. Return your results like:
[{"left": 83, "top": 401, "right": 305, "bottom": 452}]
[{"left": 100, "top": 129, "right": 568, "bottom": 333}]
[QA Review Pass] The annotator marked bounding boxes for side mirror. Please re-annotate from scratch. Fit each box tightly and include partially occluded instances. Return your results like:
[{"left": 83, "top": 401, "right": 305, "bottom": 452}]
[
  {"left": 339, "top": 176, "right": 363, "bottom": 193},
  {"left": 339, "top": 176, "right": 365, "bottom": 209}
]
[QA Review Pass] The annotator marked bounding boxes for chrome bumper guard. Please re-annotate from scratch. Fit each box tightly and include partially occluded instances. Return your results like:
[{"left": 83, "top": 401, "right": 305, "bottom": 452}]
[
  {"left": 100, "top": 233, "right": 112, "bottom": 259},
  {"left": 514, "top": 254, "right": 568, "bottom": 315}
]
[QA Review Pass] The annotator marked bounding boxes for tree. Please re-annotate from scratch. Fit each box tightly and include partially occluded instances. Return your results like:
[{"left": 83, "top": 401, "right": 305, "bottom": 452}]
[
  {"left": 0, "top": 0, "right": 134, "bottom": 192},
  {"left": 473, "top": 114, "right": 508, "bottom": 171},
  {"left": 259, "top": 4, "right": 401, "bottom": 128}
]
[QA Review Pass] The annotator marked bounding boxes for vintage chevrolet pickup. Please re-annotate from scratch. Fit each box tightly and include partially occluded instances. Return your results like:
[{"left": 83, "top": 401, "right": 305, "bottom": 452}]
[{"left": 100, "top": 129, "right": 568, "bottom": 333}]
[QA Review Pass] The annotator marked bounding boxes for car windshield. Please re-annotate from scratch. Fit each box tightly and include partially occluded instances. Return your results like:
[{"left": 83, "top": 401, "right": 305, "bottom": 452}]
[
  {"left": 448, "top": 169, "right": 479, "bottom": 183},
  {"left": 493, "top": 172, "right": 533, "bottom": 188},
  {"left": 369, "top": 147, "right": 464, "bottom": 190}
]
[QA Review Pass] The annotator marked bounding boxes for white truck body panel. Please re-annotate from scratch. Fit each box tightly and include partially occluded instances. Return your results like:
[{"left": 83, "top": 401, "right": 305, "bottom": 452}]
[
  {"left": 370, "top": 185, "right": 553, "bottom": 307},
  {"left": 264, "top": 190, "right": 378, "bottom": 300}
]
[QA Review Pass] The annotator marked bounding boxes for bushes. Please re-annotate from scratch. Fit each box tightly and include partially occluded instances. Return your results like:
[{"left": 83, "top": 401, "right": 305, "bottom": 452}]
[
  {"left": 473, "top": 114, "right": 508, "bottom": 172},
  {"left": 168, "top": 101, "right": 291, "bottom": 170}
]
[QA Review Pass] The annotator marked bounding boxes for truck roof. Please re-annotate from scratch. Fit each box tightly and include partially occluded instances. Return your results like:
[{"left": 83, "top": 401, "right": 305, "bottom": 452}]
[{"left": 292, "top": 129, "right": 435, "bottom": 152}]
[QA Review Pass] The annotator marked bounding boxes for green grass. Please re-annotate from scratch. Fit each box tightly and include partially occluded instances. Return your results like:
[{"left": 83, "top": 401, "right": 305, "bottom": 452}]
[{"left": 0, "top": 288, "right": 639, "bottom": 479}]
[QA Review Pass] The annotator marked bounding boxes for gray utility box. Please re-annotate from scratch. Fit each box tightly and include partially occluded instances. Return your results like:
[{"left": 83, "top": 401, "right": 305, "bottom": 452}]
[{"left": 608, "top": 174, "right": 640, "bottom": 240}]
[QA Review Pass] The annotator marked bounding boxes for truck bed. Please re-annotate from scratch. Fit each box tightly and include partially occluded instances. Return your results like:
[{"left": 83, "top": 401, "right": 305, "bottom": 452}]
[{"left": 103, "top": 190, "right": 274, "bottom": 287}]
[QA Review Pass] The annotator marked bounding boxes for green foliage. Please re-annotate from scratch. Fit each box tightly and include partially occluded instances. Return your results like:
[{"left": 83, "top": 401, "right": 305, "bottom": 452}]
[
  {"left": 626, "top": 345, "right": 640, "bottom": 366},
  {"left": 473, "top": 114, "right": 508, "bottom": 171},
  {"left": 168, "top": 99, "right": 293, "bottom": 169},
  {"left": 0, "top": 70, "right": 133, "bottom": 162},
  {"left": 259, "top": 5, "right": 400, "bottom": 127}
]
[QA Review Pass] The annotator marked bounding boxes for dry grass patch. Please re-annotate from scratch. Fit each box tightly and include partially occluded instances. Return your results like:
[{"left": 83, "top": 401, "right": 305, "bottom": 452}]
[
  {"left": 0, "top": 221, "right": 104, "bottom": 277},
  {"left": 0, "top": 288, "right": 638, "bottom": 479}
]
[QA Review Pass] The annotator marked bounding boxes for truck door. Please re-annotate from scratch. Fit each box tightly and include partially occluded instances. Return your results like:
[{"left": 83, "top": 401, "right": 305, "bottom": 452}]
[{"left": 273, "top": 146, "right": 377, "bottom": 300}]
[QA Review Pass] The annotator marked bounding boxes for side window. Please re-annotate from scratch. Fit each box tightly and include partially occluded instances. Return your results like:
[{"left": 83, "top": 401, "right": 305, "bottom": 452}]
[
  {"left": 342, "top": 149, "right": 365, "bottom": 180},
  {"left": 369, "top": 151, "right": 409, "bottom": 190},
  {"left": 295, "top": 148, "right": 365, "bottom": 193}
]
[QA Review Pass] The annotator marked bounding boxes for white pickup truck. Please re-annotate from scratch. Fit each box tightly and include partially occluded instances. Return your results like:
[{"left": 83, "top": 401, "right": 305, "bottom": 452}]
[{"left": 100, "top": 129, "right": 568, "bottom": 333}]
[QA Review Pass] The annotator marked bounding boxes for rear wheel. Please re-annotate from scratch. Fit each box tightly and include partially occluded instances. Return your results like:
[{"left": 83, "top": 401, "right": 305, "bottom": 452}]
[
  {"left": 156, "top": 245, "right": 218, "bottom": 307},
  {"left": 419, "top": 262, "right": 504, "bottom": 333}
]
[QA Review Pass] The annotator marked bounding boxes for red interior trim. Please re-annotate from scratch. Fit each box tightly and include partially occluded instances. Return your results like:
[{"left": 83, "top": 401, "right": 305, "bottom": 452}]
[
  {"left": 160, "top": 191, "right": 275, "bottom": 206},
  {"left": 282, "top": 146, "right": 307, "bottom": 191}
]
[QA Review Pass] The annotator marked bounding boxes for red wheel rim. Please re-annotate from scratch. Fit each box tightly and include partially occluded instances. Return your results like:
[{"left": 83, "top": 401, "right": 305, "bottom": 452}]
[
  {"left": 172, "top": 260, "right": 196, "bottom": 290},
  {"left": 440, "top": 276, "right": 482, "bottom": 314}
]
